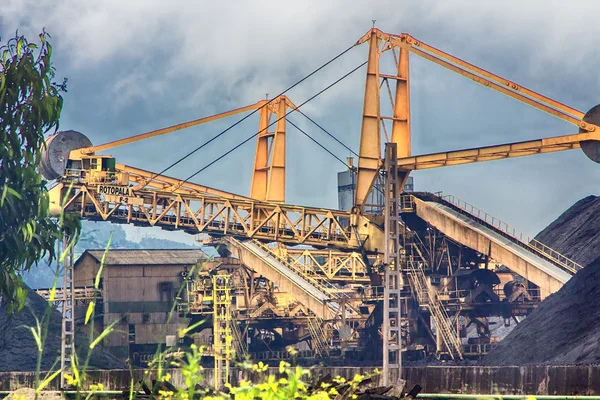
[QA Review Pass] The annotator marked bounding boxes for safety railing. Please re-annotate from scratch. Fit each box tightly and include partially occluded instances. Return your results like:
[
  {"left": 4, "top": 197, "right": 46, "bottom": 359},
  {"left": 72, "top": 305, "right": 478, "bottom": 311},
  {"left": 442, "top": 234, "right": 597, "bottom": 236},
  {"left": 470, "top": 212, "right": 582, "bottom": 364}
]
[
  {"left": 399, "top": 195, "right": 415, "bottom": 212},
  {"left": 306, "top": 316, "right": 330, "bottom": 357},
  {"left": 439, "top": 194, "right": 583, "bottom": 275},
  {"left": 253, "top": 241, "right": 354, "bottom": 303},
  {"left": 231, "top": 316, "right": 248, "bottom": 359},
  {"left": 36, "top": 286, "right": 101, "bottom": 302},
  {"left": 406, "top": 258, "right": 463, "bottom": 359}
]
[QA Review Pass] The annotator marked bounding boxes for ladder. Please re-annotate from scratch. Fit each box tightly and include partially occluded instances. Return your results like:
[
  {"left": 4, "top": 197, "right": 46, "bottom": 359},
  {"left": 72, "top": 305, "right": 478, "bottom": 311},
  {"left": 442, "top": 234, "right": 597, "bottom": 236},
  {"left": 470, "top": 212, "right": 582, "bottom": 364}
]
[
  {"left": 212, "top": 275, "right": 232, "bottom": 390},
  {"left": 230, "top": 315, "right": 248, "bottom": 359},
  {"left": 306, "top": 316, "right": 330, "bottom": 357},
  {"left": 406, "top": 259, "right": 463, "bottom": 359},
  {"left": 383, "top": 143, "right": 403, "bottom": 386},
  {"left": 60, "top": 238, "right": 75, "bottom": 388}
]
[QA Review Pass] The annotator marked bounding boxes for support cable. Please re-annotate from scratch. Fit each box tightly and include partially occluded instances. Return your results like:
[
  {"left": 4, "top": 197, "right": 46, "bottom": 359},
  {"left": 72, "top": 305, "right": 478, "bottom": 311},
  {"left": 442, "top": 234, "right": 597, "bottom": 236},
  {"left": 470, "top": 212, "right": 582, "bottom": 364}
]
[
  {"left": 295, "top": 109, "right": 359, "bottom": 158},
  {"left": 141, "top": 43, "right": 359, "bottom": 189},
  {"left": 287, "top": 119, "right": 349, "bottom": 169},
  {"left": 178, "top": 61, "right": 368, "bottom": 186},
  {"left": 292, "top": 109, "right": 384, "bottom": 197},
  {"left": 288, "top": 118, "right": 386, "bottom": 197}
]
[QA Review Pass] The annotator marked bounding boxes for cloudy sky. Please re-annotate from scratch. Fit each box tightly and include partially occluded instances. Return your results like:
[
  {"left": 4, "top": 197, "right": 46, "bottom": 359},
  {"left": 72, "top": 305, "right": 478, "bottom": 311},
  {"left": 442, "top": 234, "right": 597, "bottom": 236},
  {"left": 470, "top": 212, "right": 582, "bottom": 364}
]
[{"left": 2, "top": 0, "right": 600, "bottom": 244}]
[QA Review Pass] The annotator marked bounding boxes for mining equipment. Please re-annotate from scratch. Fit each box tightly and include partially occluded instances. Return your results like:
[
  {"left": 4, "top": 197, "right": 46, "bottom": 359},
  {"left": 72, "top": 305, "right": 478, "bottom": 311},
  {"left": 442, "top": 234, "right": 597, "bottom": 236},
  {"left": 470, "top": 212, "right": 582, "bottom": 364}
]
[{"left": 40, "top": 28, "right": 600, "bottom": 388}]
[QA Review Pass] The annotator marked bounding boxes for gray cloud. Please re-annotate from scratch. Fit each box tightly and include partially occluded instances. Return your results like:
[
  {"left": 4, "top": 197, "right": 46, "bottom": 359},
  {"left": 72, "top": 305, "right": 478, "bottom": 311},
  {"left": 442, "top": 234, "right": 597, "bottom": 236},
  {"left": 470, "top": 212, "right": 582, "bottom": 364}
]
[{"left": 2, "top": 0, "right": 599, "bottom": 242}]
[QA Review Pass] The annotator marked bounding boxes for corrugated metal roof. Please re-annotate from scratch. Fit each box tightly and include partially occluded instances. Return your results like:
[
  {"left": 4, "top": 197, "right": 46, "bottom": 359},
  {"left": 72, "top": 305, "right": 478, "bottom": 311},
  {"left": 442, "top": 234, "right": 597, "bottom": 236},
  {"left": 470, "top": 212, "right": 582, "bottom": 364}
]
[{"left": 82, "top": 249, "right": 209, "bottom": 266}]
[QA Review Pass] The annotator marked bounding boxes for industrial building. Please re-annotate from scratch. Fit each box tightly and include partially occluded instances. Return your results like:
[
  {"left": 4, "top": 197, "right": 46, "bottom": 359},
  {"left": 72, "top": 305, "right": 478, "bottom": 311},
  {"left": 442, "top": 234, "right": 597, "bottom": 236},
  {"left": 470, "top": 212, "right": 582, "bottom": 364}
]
[
  {"left": 73, "top": 249, "right": 212, "bottom": 362},
  {"left": 37, "top": 26, "right": 598, "bottom": 389}
]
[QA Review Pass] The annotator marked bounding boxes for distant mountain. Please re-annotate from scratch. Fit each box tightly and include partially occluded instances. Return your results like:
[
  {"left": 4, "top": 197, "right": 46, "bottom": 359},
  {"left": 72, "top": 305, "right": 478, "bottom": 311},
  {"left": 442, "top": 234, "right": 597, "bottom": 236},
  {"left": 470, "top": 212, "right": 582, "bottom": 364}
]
[{"left": 21, "top": 221, "right": 215, "bottom": 289}]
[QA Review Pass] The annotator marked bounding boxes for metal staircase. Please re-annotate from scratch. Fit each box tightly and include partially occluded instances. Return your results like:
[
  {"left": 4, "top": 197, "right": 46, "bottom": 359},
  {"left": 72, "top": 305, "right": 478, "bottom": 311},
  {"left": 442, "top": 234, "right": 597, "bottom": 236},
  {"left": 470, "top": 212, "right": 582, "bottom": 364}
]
[
  {"left": 230, "top": 314, "right": 248, "bottom": 359},
  {"left": 435, "top": 194, "right": 582, "bottom": 275},
  {"left": 406, "top": 258, "right": 463, "bottom": 359},
  {"left": 306, "top": 316, "right": 330, "bottom": 357},
  {"left": 250, "top": 240, "right": 358, "bottom": 318}
]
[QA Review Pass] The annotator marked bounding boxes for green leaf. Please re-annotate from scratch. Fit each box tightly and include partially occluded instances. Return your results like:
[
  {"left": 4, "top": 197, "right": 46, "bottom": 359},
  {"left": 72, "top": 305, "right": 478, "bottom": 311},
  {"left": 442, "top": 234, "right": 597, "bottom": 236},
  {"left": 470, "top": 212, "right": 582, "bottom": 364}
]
[
  {"left": 85, "top": 301, "right": 95, "bottom": 325},
  {"left": 95, "top": 233, "right": 113, "bottom": 289},
  {"left": 1, "top": 184, "right": 7, "bottom": 207},
  {"left": 36, "top": 369, "right": 61, "bottom": 393},
  {"left": 17, "top": 39, "right": 23, "bottom": 57},
  {"left": 29, "top": 326, "right": 42, "bottom": 352},
  {"left": 6, "top": 186, "right": 22, "bottom": 200},
  {"left": 90, "top": 320, "right": 118, "bottom": 349}
]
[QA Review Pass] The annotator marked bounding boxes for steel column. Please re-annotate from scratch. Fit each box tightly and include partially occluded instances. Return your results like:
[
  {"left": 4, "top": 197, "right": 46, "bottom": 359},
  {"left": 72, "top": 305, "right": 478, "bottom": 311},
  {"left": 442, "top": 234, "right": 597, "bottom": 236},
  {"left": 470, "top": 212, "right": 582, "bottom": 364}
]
[
  {"left": 60, "top": 238, "right": 75, "bottom": 388},
  {"left": 355, "top": 30, "right": 382, "bottom": 210},
  {"left": 250, "top": 105, "right": 271, "bottom": 200},
  {"left": 266, "top": 97, "right": 286, "bottom": 202},
  {"left": 383, "top": 142, "right": 402, "bottom": 385}
]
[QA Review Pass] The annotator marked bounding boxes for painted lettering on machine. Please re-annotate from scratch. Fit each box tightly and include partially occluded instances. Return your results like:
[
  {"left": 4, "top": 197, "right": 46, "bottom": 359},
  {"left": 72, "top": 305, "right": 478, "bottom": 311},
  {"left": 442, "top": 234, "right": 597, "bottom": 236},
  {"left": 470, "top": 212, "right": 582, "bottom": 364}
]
[{"left": 97, "top": 185, "right": 132, "bottom": 196}]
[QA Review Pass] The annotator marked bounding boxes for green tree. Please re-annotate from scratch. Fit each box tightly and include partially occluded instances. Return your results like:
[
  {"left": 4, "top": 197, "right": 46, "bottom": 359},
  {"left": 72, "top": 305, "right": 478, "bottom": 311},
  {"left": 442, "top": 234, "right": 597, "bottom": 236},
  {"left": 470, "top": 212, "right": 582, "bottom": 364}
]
[{"left": 0, "top": 31, "right": 78, "bottom": 310}]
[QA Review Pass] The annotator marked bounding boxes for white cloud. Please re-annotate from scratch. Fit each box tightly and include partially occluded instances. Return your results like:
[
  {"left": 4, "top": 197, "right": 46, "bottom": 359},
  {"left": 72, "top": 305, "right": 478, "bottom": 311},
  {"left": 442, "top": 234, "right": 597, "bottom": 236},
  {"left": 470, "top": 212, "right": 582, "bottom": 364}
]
[{"left": 2, "top": 0, "right": 600, "bottom": 235}]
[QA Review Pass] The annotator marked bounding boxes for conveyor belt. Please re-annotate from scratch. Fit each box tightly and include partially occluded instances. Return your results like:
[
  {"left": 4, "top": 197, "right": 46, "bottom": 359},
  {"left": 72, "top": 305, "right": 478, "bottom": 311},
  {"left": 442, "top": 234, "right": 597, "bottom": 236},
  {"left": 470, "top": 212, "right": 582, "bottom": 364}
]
[
  {"left": 225, "top": 237, "right": 344, "bottom": 319},
  {"left": 411, "top": 195, "right": 574, "bottom": 296}
]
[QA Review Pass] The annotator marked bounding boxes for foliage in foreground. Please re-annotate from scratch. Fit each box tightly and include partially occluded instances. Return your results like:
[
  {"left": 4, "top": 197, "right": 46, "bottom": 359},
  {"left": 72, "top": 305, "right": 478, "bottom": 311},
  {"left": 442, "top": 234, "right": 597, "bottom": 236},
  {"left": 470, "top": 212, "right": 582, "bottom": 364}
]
[
  {"left": 0, "top": 31, "right": 378, "bottom": 400},
  {"left": 26, "top": 235, "right": 379, "bottom": 399},
  {"left": 0, "top": 30, "right": 79, "bottom": 311}
]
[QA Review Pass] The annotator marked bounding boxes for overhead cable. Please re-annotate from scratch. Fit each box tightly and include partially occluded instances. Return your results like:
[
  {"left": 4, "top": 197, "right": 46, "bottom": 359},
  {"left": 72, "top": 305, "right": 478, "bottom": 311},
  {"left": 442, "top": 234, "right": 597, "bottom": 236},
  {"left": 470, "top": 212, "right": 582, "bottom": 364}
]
[
  {"left": 142, "top": 43, "right": 359, "bottom": 189},
  {"left": 295, "top": 109, "right": 359, "bottom": 158},
  {"left": 178, "top": 61, "right": 368, "bottom": 186},
  {"left": 287, "top": 119, "right": 349, "bottom": 169}
]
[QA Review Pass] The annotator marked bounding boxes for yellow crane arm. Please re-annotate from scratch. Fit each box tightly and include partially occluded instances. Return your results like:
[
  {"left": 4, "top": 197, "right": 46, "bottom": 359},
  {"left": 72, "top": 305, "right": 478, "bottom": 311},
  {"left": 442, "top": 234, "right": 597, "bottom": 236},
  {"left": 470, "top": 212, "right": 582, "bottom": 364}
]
[
  {"left": 76, "top": 101, "right": 267, "bottom": 155},
  {"left": 356, "top": 29, "right": 594, "bottom": 131},
  {"left": 397, "top": 131, "right": 600, "bottom": 170},
  {"left": 116, "top": 163, "right": 252, "bottom": 200}
]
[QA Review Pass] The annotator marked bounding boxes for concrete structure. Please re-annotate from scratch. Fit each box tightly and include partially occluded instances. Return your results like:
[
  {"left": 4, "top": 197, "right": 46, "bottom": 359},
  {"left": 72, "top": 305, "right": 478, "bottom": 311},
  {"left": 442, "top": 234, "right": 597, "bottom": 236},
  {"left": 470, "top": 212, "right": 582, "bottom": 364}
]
[
  {"left": 7, "top": 365, "right": 600, "bottom": 395},
  {"left": 73, "top": 249, "right": 213, "bottom": 361}
]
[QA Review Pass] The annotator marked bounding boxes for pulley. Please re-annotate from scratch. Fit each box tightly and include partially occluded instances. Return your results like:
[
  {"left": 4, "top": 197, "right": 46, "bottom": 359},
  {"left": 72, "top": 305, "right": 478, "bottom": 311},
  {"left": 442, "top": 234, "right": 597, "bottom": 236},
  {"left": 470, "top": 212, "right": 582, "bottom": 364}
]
[
  {"left": 40, "top": 130, "right": 92, "bottom": 180},
  {"left": 580, "top": 105, "right": 600, "bottom": 163}
]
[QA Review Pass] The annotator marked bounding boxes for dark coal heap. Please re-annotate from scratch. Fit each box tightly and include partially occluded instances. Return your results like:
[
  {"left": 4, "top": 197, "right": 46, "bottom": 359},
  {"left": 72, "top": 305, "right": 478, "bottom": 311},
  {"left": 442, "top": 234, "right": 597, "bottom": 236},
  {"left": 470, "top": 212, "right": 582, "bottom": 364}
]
[
  {"left": 0, "top": 285, "right": 124, "bottom": 371},
  {"left": 482, "top": 195, "right": 600, "bottom": 365}
]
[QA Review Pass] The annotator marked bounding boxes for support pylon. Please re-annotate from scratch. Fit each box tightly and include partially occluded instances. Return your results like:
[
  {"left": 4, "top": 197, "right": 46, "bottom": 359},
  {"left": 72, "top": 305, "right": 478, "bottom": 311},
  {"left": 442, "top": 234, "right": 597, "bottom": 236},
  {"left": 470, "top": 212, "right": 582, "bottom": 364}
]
[
  {"left": 213, "top": 274, "right": 232, "bottom": 390},
  {"left": 60, "top": 237, "right": 75, "bottom": 388},
  {"left": 383, "top": 142, "right": 402, "bottom": 385}
]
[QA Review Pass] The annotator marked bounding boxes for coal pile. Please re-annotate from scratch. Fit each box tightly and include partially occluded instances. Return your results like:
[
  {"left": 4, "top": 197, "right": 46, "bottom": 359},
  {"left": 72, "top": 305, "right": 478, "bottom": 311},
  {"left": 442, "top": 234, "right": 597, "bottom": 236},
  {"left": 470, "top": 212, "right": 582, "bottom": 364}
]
[
  {"left": 0, "top": 285, "right": 124, "bottom": 372},
  {"left": 482, "top": 195, "right": 600, "bottom": 365}
]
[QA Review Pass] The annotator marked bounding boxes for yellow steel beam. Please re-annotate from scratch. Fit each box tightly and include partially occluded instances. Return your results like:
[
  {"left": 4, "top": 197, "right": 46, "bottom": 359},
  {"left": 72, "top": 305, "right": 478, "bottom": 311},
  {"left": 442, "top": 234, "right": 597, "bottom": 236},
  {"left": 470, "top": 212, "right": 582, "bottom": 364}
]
[
  {"left": 250, "top": 103, "right": 271, "bottom": 200},
  {"left": 391, "top": 47, "right": 411, "bottom": 158},
  {"left": 390, "top": 32, "right": 584, "bottom": 120},
  {"left": 76, "top": 101, "right": 266, "bottom": 156},
  {"left": 116, "top": 163, "right": 251, "bottom": 200},
  {"left": 53, "top": 182, "right": 383, "bottom": 251},
  {"left": 266, "top": 97, "right": 287, "bottom": 203},
  {"left": 396, "top": 131, "right": 599, "bottom": 170},
  {"left": 357, "top": 29, "right": 593, "bottom": 130},
  {"left": 355, "top": 29, "right": 382, "bottom": 210},
  {"left": 282, "top": 248, "right": 370, "bottom": 282}
]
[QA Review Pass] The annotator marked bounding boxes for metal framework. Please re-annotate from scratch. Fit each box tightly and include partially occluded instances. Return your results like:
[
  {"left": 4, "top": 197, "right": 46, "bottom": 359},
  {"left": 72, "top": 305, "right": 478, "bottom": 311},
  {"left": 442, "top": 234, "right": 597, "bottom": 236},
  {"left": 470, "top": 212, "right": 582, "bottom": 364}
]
[
  {"left": 46, "top": 27, "right": 600, "bottom": 386},
  {"left": 382, "top": 143, "right": 402, "bottom": 385},
  {"left": 272, "top": 247, "right": 370, "bottom": 282},
  {"left": 60, "top": 239, "right": 75, "bottom": 388},
  {"left": 213, "top": 274, "right": 232, "bottom": 390},
  {"left": 250, "top": 96, "right": 296, "bottom": 202},
  {"left": 353, "top": 28, "right": 600, "bottom": 211},
  {"left": 53, "top": 182, "right": 385, "bottom": 251}
]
